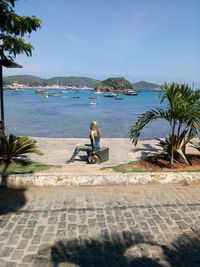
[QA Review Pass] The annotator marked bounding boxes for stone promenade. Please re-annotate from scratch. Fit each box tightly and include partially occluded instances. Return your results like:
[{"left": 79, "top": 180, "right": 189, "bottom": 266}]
[{"left": 0, "top": 184, "right": 200, "bottom": 266}]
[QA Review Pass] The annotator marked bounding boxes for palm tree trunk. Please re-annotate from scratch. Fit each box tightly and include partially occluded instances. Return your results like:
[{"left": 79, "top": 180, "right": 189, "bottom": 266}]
[{"left": 170, "top": 121, "right": 176, "bottom": 167}]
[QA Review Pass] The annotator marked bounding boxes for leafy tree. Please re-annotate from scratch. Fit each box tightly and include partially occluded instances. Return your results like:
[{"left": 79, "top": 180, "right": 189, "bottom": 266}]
[
  {"left": 0, "top": 0, "right": 42, "bottom": 60},
  {"left": 129, "top": 83, "right": 200, "bottom": 167}
]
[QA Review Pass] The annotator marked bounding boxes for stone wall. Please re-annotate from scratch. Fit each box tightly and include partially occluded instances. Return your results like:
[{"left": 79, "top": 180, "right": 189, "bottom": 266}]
[{"left": 1, "top": 172, "right": 200, "bottom": 188}]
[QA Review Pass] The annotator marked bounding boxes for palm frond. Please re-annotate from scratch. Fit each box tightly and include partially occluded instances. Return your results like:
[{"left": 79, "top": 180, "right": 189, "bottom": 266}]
[
  {"left": 0, "top": 135, "right": 42, "bottom": 162},
  {"left": 129, "top": 108, "right": 169, "bottom": 145}
]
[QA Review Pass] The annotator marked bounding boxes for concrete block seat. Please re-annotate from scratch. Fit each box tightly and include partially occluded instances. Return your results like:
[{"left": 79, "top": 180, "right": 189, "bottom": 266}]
[{"left": 87, "top": 147, "right": 109, "bottom": 164}]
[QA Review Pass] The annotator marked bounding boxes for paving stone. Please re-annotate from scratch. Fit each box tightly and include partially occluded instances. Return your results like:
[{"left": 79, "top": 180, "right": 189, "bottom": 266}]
[
  {"left": 0, "top": 247, "right": 14, "bottom": 257},
  {"left": 79, "top": 215, "right": 87, "bottom": 224},
  {"left": 0, "top": 185, "right": 200, "bottom": 266},
  {"left": 7, "top": 235, "right": 20, "bottom": 246},
  {"left": 27, "top": 246, "right": 38, "bottom": 252},
  {"left": 12, "top": 226, "right": 24, "bottom": 235},
  {"left": 139, "top": 222, "right": 149, "bottom": 231},
  {"left": 4, "top": 262, "right": 17, "bottom": 267},
  {"left": 11, "top": 249, "right": 24, "bottom": 260},
  {"left": 22, "top": 254, "right": 36, "bottom": 263},
  {"left": 0, "top": 219, "right": 7, "bottom": 228},
  {"left": 22, "top": 229, "right": 34, "bottom": 239},
  {"left": 68, "top": 215, "right": 76, "bottom": 222},
  {"left": 126, "top": 218, "right": 135, "bottom": 226},
  {"left": 48, "top": 217, "right": 57, "bottom": 224},
  {"left": 88, "top": 218, "right": 97, "bottom": 227},
  {"left": 18, "top": 218, "right": 28, "bottom": 224},
  {"left": 17, "top": 240, "right": 29, "bottom": 249},
  {"left": 68, "top": 224, "right": 77, "bottom": 231},
  {"left": 170, "top": 213, "right": 182, "bottom": 221},
  {"left": 96, "top": 214, "right": 105, "bottom": 221},
  {"left": 98, "top": 222, "right": 107, "bottom": 229},
  {"left": 58, "top": 222, "right": 66, "bottom": 229},
  {"left": 79, "top": 225, "right": 88, "bottom": 234},
  {"left": 0, "top": 232, "right": 9, "bottom": 241},
  {"left": 35, "top": 225, "right": 46, "bottom": 234},
  {"left": 27, "top": 220, "right": 37, "bottom": 227},
  {"left": 176, "top": 221, "right": 189, "bottom": 230},
  {"left": 101, "top": 229, "right": 111, "bottom": 241}
]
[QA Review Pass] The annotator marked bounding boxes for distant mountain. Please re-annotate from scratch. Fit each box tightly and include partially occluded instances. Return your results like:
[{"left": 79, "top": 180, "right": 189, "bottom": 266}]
[
  {"left": 3, "top": 75, "right": 161, "bottom": 90},
  {"left": 47, "top": 76, "right": 99, "bottom": 88},
  {"left": 3, "top": 75, "right": 100, "bottom": 88},
  {"left": 133, "top": 81, "right": 161, "bottom": 90},
  {"left": 3, "top": 75, "right": 46, "bottom": 86}
]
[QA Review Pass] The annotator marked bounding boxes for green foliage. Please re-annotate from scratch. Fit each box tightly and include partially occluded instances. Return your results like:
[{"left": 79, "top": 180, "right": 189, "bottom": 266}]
[
  {"left": 157, "top": 134, "right": 191, "bottom": 165},
  {"left": 0, "top": 0, "right": 41, "bottom": 59},
  {"left": 0, "top": 134, "right": 42, "bottom": 163},
  {"left": 95, "top": 77, "right": 133, "bottom": 91},
  {"left": 129, "top": 82, "right": 200, "bottom": 166},
  {"left": 0, "top": 160, "right": 57, "bottom": 174}
]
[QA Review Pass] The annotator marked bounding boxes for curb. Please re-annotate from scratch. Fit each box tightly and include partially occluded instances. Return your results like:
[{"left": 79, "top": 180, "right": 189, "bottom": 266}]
[{"left": 1, "top": 172, "right": 200, "bottom": 188}]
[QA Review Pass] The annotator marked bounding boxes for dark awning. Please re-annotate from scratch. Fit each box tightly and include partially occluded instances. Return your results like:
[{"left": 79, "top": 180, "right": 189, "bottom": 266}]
[{"left": 0, "top": 59, "right": 23, "bottom": 68}]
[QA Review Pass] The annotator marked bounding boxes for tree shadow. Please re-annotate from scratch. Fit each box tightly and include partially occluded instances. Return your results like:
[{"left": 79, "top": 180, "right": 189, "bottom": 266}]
[
  {"left": 0, "top": 187, "right": 26, "bottom": 215},
  {"left": 34, "top": 231, "right": 200, "bottom": 266},
  {"left": 0, "top": 160, "right": 27, "bottom": 215},
  {"left": 132, "top": 143, "right": 161, "bottom": 160},
  {"left": 0, "top": 158, "right": 35, "bottom": 187},
  {"left": 132, "top": 143, "right": 160, "bottom": 153}
]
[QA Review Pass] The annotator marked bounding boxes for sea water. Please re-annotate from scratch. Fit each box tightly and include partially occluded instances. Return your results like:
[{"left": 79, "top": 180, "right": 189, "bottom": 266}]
[{"left": 4, "top": 89, "right": 170, "bottom": 138}]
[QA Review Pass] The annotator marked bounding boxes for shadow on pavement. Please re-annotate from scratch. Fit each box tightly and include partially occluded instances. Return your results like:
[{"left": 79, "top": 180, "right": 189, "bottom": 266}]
[
  {"left": 35, "top": 232, "right": 200, "bottom": 266},
  {"left": 0, "top": 187, "right": 26, "bottom": 215}
]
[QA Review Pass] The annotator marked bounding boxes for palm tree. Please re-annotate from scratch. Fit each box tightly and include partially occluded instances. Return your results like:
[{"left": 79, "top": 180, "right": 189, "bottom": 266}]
[{"left": 129, "top": 83, "right": 200, "bottom": 167}]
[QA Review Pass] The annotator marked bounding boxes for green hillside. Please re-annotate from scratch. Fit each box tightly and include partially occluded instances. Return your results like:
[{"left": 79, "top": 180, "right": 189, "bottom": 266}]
[
  {"left": 95, "top": 77, "right": 133, "bottom": 92},
  {"left": 3, "top": 75, "right": 161, "bottom": 90},
  {"left": 133, "top": 81, "right": 160, "bottom": 90},
  {"left": 3, "top": 75, "right": 100, "bottom": 88},
  {"left": 3, "top": 75, "right": 46, "bottom": 86},
  {"left": 48, "top": 76, "right": 99, "bottom": 87}
]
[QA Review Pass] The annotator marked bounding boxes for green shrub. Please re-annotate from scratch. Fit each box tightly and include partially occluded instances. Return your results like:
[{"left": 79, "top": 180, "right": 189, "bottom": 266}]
[{"left": 0, "top": 134, "right": 42, "bottom": 163}]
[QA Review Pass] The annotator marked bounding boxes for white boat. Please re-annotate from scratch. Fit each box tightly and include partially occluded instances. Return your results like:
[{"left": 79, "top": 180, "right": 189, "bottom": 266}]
[
  {"left": 104, "top": 93, "right": 117, "bottom": 97},
  {"left": 94, "top": 90, "right": 101, "bottom": 94},
  {"left": 88, "top": 101, "right": 97, "bottom": 105}
]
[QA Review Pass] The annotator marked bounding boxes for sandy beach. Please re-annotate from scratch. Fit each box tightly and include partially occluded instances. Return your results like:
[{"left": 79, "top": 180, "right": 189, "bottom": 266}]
[{"left": 28, "top": 137, "right": 198, "bottom": 173}]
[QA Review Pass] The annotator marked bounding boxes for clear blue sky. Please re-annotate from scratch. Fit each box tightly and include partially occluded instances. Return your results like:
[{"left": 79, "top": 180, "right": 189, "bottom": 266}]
[{"left": 4, "top": 0, "right": 200, "bottom": 87}]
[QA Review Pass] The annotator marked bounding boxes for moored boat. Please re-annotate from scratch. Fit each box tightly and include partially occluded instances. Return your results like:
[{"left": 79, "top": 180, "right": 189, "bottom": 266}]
[
  {"left": 94, "top": 90, "right": 102, "bottom": 94},
  {"left": 104, "top": 93, "right": 117, "bottom": 97},
  {"left": 88, "top": 101, "right": 97, "bottom": 105},
  {"left": 89, "top": 96, "right": 100, "bottom": 99},
  {"left": 123, "top": 90, "right": 138, "bottom": 96}
]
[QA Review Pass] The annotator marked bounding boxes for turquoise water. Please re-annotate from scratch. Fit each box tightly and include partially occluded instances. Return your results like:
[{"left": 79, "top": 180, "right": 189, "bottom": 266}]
[{"left": 4, "top": 89, "right": 170, "bottom": 138}]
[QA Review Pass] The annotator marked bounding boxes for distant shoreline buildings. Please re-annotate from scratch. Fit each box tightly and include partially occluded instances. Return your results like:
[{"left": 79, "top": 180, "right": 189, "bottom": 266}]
[{"left": 4, "top": 83, "right": 90, "bottom": 90}]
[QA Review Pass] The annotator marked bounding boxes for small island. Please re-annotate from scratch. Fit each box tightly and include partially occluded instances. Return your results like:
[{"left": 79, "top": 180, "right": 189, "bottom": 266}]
[{"left": 94, "top": 77, "right": 134, "bottom": 92}]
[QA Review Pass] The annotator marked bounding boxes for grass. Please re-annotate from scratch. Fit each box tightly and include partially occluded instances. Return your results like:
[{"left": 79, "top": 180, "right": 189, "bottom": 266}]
[
  {"left": 103, "top": 161, "right": 200, "bottom": 173},
  {"left": 0, "top": 160, "right": 59, "bottom": 174},
  {"left": 103, "top": 162, "right": 151, "bottom": 173}
]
